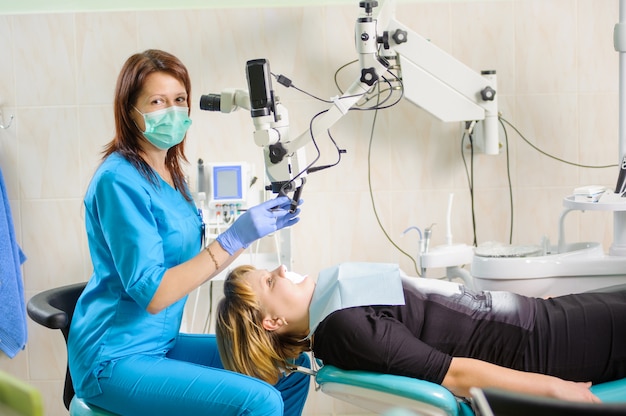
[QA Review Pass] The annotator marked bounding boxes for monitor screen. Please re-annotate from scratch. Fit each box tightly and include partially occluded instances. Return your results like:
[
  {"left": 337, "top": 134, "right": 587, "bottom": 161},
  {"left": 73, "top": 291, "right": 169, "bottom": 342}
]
[{"left": 210, "top": 164, "right": 246, "bottom": 205}]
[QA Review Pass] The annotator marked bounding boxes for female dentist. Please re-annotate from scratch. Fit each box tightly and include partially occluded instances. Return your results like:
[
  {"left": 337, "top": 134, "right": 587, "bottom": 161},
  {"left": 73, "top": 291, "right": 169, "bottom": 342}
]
[{"left": 67, "top": 49, "right": 309, "bottom": 416}]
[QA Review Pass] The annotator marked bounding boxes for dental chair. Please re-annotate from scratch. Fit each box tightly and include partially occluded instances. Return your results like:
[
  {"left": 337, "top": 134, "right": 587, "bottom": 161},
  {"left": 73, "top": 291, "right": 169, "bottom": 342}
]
[
  {"left": 26, "top": 282, "right": 118, "bottom": 416},
  {"left": 317, "top": 365, "right": 626, "bottom": 416},
  {"left": 314, "top": 283, "right": 626, "bottom": 415},
  {"left": 316, "top": 365, "right": 474, "bottom": 416}
]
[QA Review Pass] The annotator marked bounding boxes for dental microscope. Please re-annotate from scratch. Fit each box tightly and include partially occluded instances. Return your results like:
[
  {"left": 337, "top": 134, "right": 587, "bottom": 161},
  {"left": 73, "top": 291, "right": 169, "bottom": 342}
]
[
  {"left": 199, "top": 0, "right": 500, "bottom": 277},
  {"left": 199, "top": 0, "right": 499, "bottom": 206}
]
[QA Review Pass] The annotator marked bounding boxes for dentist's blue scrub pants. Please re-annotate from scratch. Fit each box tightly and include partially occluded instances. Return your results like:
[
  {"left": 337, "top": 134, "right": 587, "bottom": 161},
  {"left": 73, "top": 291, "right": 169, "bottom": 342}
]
[{"left": 86, "top": 333, "right": 310, "bottom": 416}]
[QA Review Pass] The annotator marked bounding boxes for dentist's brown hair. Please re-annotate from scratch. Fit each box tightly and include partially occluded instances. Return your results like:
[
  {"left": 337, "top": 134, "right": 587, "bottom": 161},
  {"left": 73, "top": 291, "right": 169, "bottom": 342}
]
[{"left": 104, "top": 49, "right": 192, "bottom": 200}]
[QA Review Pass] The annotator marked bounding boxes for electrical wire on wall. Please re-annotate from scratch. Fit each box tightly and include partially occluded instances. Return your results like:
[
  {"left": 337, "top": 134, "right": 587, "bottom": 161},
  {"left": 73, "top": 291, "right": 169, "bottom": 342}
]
[
  {"left": 330, "top": 59, "right": 421, "bottom": 275},
  {"left": 460, "top": 120, "right": 514, "bottom": 246},
  {"left": 501, "top": 119, "right": 514, "bottom": 244},
  {"left": 499, "top": 117, "right": 618, "bottom": 169},
  {"left": 460, "top": 129, "right": 478, "bottom": 247},
  {"left": 462, "top": 115, "right": 618, "bottom": 247},
  {"left": 364, "top": 82, "right": 421, "bottom": 276}
]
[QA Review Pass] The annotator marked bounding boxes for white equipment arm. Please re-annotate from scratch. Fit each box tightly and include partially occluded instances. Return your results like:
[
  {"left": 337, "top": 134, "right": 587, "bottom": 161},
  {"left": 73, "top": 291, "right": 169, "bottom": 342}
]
[{"left": 378, "top": 0, "right": 498, "bottom": 153}]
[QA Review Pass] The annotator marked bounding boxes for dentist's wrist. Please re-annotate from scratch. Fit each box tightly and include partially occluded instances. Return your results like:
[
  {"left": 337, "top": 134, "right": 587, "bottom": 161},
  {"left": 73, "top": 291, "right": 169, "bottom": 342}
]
[{"left": 216, "top": 229, "right": 247, "bottom": 256}]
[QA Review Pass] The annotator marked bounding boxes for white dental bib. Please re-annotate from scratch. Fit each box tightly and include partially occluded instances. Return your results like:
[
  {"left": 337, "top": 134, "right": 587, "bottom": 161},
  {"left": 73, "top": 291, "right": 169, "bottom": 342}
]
[{"left": 307, "top": 262, "right": 405, "bottom": 339}]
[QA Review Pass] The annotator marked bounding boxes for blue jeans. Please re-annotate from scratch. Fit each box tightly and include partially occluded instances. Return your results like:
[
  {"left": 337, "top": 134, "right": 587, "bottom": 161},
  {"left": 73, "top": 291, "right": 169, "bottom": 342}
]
[{"left": 86, "top": 333, "right": 310, "bottom": 415}]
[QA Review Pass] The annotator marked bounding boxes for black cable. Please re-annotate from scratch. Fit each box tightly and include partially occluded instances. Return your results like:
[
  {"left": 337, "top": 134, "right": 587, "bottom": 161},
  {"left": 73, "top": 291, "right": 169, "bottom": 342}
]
[
  {"left": 276, "top": 62, "right": 416, "bottom": 272},
  {"left": 501, "top": 118, "right": 514, "bottom": 244},
  {"left": 333, "top": 59, "right": 358, "bottom": 95},
  {"left": 272, "top": 72, "right": 333, "bottom": 104},
  {"left": 278, "top": 110, "right": 325, "bottom": 195},
  {"left": 460, "top": 132, "right": 478, "bottom": 246},
  {"left": 469, "top": 133, "right": 477, "bottom": 246},
  {"left": 366, "top": 82, "right": 420, "bottom": 276},
  {"left": 500, "top": 116, "right": 617, "bottom": 169},
  {"left": 307, "top": 129, "right": 346, "bottom": 173}
]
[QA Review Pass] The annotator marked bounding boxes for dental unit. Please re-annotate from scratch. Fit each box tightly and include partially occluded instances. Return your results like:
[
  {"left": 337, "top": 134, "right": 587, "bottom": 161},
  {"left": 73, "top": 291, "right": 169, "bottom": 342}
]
[
  {"left": 467, "top": 0, "right": 626, "bottom": 298},
  {"left": 194, "top": 0, "right": 626, "bottom": 413}
]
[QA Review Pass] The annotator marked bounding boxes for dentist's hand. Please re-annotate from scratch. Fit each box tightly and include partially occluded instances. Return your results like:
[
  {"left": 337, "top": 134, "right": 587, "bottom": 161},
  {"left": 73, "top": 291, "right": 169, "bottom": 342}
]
[{"left": 216, "top": 196, "right": 302, "bottom": 255}]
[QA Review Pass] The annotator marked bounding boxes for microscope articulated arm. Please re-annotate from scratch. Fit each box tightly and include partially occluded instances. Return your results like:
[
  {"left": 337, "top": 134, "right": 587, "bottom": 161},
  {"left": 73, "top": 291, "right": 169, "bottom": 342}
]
[{"left": 377, "top": 0, "right": 499, "bottom": 153}]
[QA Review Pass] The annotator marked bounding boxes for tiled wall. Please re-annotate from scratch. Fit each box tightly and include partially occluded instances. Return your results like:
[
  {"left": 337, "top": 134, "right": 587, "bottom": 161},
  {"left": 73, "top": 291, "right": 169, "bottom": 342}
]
[{"left": 0, "top": 0, "right": 619, "bottom": 414}]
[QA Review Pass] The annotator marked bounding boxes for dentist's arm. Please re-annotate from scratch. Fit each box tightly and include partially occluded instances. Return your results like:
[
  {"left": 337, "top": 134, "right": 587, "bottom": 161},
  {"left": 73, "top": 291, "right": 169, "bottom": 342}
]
[
  {"left": 147, "top": 196, "right": 301, "bottom": 313},
  {"left": 442, "top": 357, "right": 601, "bottom": 403}
]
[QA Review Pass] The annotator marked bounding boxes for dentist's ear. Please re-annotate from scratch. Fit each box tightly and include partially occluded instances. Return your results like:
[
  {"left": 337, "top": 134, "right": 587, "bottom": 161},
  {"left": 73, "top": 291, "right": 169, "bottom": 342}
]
[{"left": 262, "top": 316, "right": 288, "bottom": 331}]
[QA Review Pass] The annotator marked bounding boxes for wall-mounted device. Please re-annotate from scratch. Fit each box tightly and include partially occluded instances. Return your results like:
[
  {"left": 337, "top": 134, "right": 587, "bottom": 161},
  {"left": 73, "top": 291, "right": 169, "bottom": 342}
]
[{"left": 207, "top": 162, "right": 249, "bottom": 209}]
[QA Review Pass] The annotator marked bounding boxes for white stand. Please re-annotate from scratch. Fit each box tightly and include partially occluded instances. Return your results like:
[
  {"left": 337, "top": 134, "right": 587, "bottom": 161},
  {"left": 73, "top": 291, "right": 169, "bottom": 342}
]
[{"left": 560, "top": 194, "right": 626, "bottom": 255}]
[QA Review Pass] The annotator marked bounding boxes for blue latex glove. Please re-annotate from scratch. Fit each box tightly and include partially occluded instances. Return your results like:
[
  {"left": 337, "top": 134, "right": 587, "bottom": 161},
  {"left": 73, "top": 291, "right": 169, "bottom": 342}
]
[{"left": 216, "top": 196, "right": 302, "bottom": 255}]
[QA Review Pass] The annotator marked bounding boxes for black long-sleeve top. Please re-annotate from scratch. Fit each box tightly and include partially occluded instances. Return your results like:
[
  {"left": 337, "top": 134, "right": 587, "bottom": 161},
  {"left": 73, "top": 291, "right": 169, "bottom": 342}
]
[{"left": 312, "top": 280, "right": 626, "bottom": 385}]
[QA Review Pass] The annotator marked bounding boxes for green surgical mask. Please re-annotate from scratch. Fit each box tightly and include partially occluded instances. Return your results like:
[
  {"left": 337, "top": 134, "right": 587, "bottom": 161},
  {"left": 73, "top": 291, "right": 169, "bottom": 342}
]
[{"left": 134, "top": 106, "right": 192, "bottom": 150}]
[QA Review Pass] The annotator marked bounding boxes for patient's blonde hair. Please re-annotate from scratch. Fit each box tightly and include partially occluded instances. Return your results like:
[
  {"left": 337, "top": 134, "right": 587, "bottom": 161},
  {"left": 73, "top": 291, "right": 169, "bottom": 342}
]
[{"left": 215, "top": 265, "right": 310, "bottom": 384}]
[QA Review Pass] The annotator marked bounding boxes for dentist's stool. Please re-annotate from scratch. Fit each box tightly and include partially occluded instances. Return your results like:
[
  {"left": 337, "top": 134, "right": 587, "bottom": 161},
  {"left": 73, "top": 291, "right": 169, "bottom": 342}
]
[{"left": 26, "top": 282, "right": 118, "bottom": 416}]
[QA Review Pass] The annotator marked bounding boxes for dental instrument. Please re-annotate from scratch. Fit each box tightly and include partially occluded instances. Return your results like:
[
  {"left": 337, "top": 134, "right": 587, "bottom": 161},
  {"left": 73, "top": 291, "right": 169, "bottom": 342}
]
[{"left": 418, "top": 194, "right": 474, "bottom": 283}]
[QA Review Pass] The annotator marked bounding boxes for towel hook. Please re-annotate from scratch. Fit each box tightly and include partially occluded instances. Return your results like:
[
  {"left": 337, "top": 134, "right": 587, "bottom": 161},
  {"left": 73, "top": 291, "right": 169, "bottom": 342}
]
[{"left": 0, "top": 109, "right": 14, "bottom": 129}]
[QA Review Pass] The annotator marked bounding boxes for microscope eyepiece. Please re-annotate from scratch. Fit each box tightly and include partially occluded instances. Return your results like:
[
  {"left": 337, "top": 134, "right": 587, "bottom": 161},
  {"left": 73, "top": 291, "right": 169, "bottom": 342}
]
[{"left": 199, "top": 94, "right": 222, "bottom": 111}]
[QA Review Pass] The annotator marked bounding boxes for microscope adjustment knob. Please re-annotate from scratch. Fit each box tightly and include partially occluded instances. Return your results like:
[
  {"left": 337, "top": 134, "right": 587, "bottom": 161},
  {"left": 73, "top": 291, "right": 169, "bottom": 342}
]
[
  {"left": 268, "top": 143, "right": 288, "bottom": 164},
  {"left": 359, "top": 1, "right": 378, "bottom": 14},
  {"left": 378, "top": 31, "right": 390, "bottom": 49},
  {"left": 392, "top": 29, "right": 408, "bottom": 45},
  {"left": 480, "top": 86, "right": 496, "bottom": 101},
  {"left": 360, "top": 67, "right": 379, "bottom": 86}
]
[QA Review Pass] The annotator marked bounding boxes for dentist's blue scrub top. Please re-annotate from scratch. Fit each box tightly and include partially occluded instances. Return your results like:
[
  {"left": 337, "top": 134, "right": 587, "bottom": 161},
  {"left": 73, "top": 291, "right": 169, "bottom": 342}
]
[{"left": 68, "top": 153, "right": 202, "bottom": 399}]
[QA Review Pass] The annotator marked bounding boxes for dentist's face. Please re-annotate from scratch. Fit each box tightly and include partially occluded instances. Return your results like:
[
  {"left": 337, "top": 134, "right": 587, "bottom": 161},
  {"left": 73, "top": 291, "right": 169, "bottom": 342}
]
[{"left": 243, "top": 265, "right": 315, "bottom": 334}]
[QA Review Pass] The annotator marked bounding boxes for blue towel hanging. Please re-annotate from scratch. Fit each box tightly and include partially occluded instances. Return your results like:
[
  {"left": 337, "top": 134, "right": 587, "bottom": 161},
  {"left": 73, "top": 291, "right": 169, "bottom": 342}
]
[{"left": 0, "top": 166, "right": 27, "bottom": 358}]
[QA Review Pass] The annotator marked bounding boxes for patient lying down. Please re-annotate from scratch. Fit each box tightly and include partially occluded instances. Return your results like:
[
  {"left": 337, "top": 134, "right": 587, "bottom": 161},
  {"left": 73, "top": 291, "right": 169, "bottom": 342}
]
[{"left": 215, "top": 263, "right": 626, "bottom": 403}]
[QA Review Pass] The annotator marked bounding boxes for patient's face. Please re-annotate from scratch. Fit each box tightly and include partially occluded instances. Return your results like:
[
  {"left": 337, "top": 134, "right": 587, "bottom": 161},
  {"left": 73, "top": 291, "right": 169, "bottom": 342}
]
[{"left": 243, "top": 265, "right": 315, "bottom": 333}]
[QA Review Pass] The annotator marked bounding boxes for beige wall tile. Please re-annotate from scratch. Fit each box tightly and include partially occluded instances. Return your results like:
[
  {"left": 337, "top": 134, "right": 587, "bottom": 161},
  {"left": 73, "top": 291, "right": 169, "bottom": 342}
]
[{"left": 13, "top": 14, "right": 76, "bottom": 107}]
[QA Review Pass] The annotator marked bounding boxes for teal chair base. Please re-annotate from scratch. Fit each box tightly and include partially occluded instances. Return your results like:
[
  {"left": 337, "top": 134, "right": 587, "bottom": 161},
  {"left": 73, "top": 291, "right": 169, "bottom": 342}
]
[
  {"left": 69, "top": 397, "right": 118, "bottom": 416},
  {"left": 316, "top": 365, "right": 473, "bottom": 416}
]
